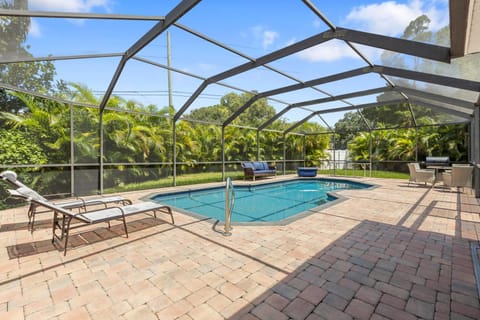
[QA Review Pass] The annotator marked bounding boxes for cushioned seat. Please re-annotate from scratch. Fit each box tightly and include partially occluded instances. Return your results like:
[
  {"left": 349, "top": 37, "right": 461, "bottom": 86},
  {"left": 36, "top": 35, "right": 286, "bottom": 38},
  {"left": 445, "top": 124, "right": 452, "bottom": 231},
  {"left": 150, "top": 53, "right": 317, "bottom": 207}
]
[{"left": 241, "top": 161, "right": 276, "bottom": 181}]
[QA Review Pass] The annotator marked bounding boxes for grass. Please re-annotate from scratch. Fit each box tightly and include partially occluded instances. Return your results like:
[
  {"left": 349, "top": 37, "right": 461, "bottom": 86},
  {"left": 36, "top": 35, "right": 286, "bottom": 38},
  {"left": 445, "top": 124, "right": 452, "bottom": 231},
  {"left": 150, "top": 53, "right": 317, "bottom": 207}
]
[
  {"left": 105, "top": 169, "right": 408, "bottom": 193},
  {"left": 319, "top": 169, "right": 409, "bottom": 179},
  {"left": 105, "top": 171, "right": 244, "bottom": 193}
]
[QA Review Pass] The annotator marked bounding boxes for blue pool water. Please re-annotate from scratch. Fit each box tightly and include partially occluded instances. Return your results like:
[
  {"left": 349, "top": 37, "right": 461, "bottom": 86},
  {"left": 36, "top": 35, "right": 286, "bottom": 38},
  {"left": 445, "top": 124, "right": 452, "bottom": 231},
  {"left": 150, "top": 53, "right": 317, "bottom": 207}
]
[{"left": 152, "top": 179, "right": 371, "bottom": 223}]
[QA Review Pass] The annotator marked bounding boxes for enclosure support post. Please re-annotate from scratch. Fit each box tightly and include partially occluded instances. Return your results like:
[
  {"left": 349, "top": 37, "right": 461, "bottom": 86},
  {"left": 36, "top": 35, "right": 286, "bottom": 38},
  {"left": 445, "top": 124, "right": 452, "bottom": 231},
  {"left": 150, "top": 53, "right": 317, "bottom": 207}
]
[
  {"left": 221, "top": 126, "right": 225, "bottom": 181},
  {"left": 329, "top": 133, "right": 337, "bottom": 176},
  {"left": 167, "top": 31, "right": 173, "bottom": 108},
  {"left": 303, "top": 134, "right": 307, "bottom": 167},
  {"left": 369, "top": 130, "right": 373, "bottom": 177},
  {"left": 173, "top": 121, "right": 177, "bottom": 187},
  {"left": 99, "top": 112, "right": 104, "bottom": 194},
  {"left": 283, "top": 134, "right": 286, "bottom": 176},
  {"left": 256, "top": 131, "right": 260, "bottom": 161},
  {"left": 473, "top": 106, "right": 480, "bottom": 198},
  {"left": 70, "top": 104, "right": 75, "bottom": 196},
  {"left": 467, "top": 123, "right": 471, "bottom": 163},
  {"left": 415, "top": 127, "right": 418, "bottom": 162}
]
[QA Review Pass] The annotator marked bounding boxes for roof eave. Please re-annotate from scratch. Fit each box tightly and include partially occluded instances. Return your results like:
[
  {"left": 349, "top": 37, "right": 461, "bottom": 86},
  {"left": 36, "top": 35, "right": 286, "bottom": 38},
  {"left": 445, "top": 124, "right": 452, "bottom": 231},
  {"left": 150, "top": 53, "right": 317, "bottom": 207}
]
[{"left": 450, "top": 0, "right": 480, "bottom": 58}]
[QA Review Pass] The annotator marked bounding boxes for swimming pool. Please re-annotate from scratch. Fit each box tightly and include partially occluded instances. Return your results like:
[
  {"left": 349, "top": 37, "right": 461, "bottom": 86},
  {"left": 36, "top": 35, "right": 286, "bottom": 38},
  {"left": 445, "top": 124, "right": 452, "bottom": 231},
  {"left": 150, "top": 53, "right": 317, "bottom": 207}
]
[{"left": 151, "top": 178, "right": 371, "bottom": 223}]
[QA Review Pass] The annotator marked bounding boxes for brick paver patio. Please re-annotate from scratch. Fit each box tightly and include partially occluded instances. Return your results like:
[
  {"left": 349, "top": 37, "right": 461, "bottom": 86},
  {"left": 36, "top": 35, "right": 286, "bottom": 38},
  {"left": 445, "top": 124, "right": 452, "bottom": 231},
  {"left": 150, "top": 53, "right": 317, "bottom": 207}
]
[{"left": 1, "top": 176, "right": 479, "bottom": 319}]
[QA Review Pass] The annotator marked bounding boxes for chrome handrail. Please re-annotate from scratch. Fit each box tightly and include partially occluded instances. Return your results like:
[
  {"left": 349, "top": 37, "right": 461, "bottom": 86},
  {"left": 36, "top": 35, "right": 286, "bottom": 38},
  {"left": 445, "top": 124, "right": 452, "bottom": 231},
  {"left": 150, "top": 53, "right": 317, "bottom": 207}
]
[{"left": 223, "top": 177, "right": 235, "bottom": 236}]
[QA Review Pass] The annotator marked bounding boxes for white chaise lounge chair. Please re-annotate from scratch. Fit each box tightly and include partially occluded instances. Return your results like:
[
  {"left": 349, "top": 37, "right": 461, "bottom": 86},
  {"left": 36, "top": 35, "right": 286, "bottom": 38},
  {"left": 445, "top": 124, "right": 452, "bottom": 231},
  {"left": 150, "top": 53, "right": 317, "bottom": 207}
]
[
  {"left": 8, "top": 188, "right": 174, "bottom": 255},
  {"left": 1, "top": 170, "right": 132, "bottom": 231}
]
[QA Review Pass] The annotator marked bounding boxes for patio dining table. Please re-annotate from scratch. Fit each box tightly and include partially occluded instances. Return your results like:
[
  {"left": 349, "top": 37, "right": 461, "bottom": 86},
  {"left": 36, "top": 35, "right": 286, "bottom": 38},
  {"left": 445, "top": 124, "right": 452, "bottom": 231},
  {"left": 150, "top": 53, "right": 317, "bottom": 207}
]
[{"left": 426, "top": 165, "right": 452, "bottom": 184}]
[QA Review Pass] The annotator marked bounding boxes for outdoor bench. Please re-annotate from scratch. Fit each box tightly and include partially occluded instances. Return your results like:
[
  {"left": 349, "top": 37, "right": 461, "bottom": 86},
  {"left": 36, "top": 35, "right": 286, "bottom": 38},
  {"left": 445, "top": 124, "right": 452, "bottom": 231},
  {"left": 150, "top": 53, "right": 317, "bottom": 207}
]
[{"left": 241, "top": 161, "right": 276, "bottom": 181}]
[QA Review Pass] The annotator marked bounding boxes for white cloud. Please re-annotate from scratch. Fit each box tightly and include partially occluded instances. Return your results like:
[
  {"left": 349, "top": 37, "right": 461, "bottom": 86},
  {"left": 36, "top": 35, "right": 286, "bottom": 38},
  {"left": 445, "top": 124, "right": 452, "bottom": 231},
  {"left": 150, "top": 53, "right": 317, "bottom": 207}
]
[
  {"left": 251, "top": 25, "right": 279, "bottom": 49},
  {"left": 344, "top": 0, "right": 449, "bottom": 36},
  {"left": 297, "top": 40, "right": 359, "bottom": 62},
  {"left": 28, "top": 0, "right": 111, "bottom": 12},
  {"left": 262, "top": 30, "right": 279, "bottom": 49},
  {"left": 197, "top": 63, "right": 216, "bottom": 72},
  {"left": 345, "top": 0, "right": 423, "bottom": 36},
  {"left": 297, "top": 1, "right": 449, "bottom": 63},
  {"left": 28, "top": 19, "right": 41, "bottom": 37},
  {"left": 28, "top": 0, "right": 112, "bottom": 27},
  {"left": 285, "top": 38, "right": 297, "bottom": 46},
  {"left": 313, "top": 19, "right": 322, "bottom": 28},
  {"left": 423, "top": 0, "right": 449, "bottom": 30}
]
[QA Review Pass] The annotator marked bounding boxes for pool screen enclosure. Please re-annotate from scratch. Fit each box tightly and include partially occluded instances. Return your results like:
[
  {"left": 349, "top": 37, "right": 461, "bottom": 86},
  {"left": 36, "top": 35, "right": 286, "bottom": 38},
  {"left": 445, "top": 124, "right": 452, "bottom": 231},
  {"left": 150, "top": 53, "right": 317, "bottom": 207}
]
[{"left": 0, "top": 0, "right": 479, "bottom": 196}]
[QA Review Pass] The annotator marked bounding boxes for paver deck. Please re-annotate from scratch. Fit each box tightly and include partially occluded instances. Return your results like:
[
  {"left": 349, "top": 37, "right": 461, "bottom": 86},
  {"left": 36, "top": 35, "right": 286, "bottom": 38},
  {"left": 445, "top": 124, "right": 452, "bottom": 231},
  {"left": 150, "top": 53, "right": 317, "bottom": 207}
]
[{"left": 1, "top": 176, "right": 480, "bottom": 319}]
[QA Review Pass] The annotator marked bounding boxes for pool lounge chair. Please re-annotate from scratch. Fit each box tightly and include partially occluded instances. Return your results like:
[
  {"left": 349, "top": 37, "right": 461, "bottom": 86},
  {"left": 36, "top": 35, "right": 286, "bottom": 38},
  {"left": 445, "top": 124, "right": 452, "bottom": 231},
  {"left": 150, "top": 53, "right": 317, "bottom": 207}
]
[
  {"left": 8, "top": 188, "right": 174, "bottom": 255},
  {"left": 1, "top": 170, "right": 132, "bottom": 231}
]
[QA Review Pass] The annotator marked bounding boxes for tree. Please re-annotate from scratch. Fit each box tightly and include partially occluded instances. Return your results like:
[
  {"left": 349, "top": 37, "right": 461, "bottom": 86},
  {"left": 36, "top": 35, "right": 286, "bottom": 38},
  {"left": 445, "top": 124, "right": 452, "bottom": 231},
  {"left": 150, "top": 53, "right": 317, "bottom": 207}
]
[
  {"left": 0, "top": 0, "right": 66, "bottom": 114},
  {"left": 348, "top": 129, "right": 391, "bottom": 162},
  {"left": 335, "top": 14, "right": 471, "bottom": 165},
  {"left": 0, "top": 129, "right": 47, "bottom": 165},
  {"left": 361, "top": 103, "right": 413, "bottom": 128},
  {"left": 260, "top": 131, "right": 283, "bottom": 161},
  {"left": 1, "top": 91, "right": 71, "bottom": 163},
  {"left": 186, "top": 92, "right": 277, "bottom": 127},
  {"left": 387, "top": 129, "right": 416, "bottom": 161},
  {"left": 224, "top": 126, "right": 257, "bottom": 161},
  {"left": 333, "top": 111, "right": 366, "bottom": 149},
  {"left": 0, "top": 129, "right": 48, "bottom": 209}
]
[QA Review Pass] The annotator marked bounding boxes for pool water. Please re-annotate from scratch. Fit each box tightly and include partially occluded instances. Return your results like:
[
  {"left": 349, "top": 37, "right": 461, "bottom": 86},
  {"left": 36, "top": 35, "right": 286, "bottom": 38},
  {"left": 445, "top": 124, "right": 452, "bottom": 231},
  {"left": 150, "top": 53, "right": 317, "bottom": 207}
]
[{"left": 152, "top": 179, "right": 371, "bottom": 223}]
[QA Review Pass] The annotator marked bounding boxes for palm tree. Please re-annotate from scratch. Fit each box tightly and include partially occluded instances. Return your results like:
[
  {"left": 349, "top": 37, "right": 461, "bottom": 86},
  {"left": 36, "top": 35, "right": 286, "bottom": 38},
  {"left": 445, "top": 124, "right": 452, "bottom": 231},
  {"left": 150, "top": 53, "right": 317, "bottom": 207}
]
[
  {"left": 388, "top": 129, "right": 416, "bottom": 161},
  {"left": 348, "top": 132, "right": 371, "bottom": 162},
  {"left": 224, "top": 126, "right": 257, "bottom": 161},
  {"left": 4, "top": 92, "right": 71, "bottom": 163}
]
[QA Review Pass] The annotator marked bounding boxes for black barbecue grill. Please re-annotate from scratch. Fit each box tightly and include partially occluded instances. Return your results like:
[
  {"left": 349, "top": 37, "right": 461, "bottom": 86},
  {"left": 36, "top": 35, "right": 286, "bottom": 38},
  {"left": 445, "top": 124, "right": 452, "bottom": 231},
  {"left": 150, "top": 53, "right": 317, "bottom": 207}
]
[
  {"left": 424, "top": 157, "right": 451, "bottom": 183},
  {"left": 425, "top": 156, "right": 450, "bottom": 168}
]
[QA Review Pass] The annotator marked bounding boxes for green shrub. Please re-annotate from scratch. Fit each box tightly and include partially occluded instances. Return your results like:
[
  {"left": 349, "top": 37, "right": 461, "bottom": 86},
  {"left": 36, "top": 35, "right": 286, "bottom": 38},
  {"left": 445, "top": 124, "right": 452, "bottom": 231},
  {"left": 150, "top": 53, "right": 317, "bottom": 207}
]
[{"left": 0, "top": 129, "right": 48, "bottom": 165}]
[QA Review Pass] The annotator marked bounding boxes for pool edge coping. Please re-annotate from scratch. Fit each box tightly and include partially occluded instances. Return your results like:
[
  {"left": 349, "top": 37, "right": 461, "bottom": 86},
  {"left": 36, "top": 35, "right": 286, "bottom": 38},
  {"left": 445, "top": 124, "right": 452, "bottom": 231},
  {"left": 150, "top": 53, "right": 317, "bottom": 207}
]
[{"left": 141, "top": 176, "right": 379, "bottom": 227}]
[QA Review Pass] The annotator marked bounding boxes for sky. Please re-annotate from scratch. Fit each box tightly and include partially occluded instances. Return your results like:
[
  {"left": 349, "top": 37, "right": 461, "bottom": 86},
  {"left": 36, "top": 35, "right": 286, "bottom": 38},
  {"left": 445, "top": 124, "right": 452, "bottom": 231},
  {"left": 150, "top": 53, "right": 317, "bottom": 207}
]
[{"left": 8, "top": 0, "right": 452, "bottom": 128}]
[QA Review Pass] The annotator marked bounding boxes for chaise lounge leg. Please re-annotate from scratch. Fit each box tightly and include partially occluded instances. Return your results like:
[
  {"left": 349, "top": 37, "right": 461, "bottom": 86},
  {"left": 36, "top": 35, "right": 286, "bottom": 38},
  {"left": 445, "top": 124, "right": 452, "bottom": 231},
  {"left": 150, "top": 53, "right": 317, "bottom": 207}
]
[
  {"left": 152, "top": 207, "right": 175, "bottom": 224},
  {"left": 166, "top": 207, "right": 174, "bottom": 224},
  {"left": 51, "top": 211, "right": 59, "bottom": 243},
  {"left": 63, "top": 216, "right": 73, "bottom": 256},
  {"left": 28, "top": 204, "right": 35, "bottom": 232},
  {"left": 122, "top": 216, "right": 129, "bottom": 238}
]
